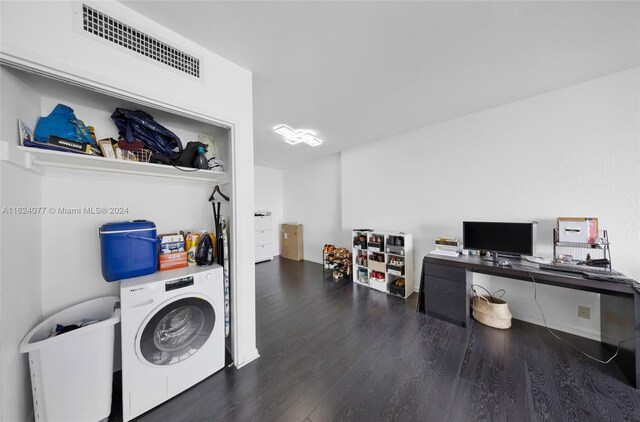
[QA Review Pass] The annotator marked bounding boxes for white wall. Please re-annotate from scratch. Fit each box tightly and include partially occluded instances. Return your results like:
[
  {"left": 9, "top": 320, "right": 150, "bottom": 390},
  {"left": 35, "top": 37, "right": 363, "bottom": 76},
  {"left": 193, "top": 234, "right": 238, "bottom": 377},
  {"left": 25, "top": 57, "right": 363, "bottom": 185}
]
[
  {"left": 283, "top": 154, "right": 347, "bottom": 263},
  {"left": 254, "top": 165, "right": 284, "bottom": 257},
  {"left": 39, "top": 174, "right": 222, "bottom": 315},
  {"left": 0, "top": 164, "right": 43, "bottom": 422},
  {"left": 0, "top": 62, "right": 45, "bottom": 422},
  {"left": 287, "top": 68, "right": 639, "bottom": 341},
  {"left": 1, "top": 1, "right": 257, "bottom": 419}
]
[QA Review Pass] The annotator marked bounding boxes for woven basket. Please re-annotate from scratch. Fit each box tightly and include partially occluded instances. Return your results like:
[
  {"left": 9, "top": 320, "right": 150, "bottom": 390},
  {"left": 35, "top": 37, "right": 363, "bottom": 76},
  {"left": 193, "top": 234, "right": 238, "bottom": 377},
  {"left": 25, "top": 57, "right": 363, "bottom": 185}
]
[{"left": 471, "top": 285, "right": 512, "bottom": 329}]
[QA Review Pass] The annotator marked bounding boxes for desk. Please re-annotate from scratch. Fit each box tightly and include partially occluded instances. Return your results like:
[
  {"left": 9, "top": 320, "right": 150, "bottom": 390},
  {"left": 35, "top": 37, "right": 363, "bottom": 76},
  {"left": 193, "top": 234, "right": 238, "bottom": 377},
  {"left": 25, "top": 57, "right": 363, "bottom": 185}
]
[{"left": 417, "top": 254, "right": 640, "bottom": 388}]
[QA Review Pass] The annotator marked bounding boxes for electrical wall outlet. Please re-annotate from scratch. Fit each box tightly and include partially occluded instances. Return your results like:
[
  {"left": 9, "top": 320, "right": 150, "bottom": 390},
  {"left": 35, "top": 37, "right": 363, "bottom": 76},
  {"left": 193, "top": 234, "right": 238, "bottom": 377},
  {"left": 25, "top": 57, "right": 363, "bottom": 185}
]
[{"left": 578, "top": 306, "right": 591, "bottom": 319}]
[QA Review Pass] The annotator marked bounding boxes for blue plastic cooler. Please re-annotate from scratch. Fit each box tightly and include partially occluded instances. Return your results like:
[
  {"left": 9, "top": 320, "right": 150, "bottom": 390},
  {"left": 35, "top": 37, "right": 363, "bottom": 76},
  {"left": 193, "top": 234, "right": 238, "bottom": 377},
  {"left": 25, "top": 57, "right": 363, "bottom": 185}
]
[{"left": 99, "top": 220, "right": 159, "bottom": 282}]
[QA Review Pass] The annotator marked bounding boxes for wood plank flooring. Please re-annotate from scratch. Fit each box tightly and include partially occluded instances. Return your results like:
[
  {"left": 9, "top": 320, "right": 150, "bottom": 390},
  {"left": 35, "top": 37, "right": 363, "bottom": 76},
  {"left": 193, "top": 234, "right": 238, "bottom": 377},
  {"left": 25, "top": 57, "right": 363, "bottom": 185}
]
[{"left": 114, "top": 258, "right": 640, "bottom": 421}]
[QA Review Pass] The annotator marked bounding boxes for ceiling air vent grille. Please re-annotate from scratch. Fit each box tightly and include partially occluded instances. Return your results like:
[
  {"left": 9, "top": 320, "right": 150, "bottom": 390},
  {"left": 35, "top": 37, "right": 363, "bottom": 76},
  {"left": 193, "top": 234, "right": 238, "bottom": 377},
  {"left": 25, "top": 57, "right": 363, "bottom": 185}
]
[{"left": 82, "top": 4, "right": 200, "bottom": 78}]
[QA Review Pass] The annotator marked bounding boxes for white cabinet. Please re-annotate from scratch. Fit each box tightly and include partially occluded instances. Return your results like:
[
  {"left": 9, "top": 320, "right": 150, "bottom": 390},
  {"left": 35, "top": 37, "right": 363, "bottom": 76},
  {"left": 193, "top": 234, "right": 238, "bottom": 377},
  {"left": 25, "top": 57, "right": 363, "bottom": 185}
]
[
  {"left": 352, "top": 229, "right": 414, "bottom": 299},
  {"left": 255, "top": 212, "right": 273, "bottom": 263}
]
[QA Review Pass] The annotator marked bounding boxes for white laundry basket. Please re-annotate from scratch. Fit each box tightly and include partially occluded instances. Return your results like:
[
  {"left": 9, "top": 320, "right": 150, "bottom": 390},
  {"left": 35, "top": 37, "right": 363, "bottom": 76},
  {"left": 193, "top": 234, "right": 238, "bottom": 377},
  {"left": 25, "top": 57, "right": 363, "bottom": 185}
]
[{"left": 20, "top": 296, "right": 121, "bottom": 422}]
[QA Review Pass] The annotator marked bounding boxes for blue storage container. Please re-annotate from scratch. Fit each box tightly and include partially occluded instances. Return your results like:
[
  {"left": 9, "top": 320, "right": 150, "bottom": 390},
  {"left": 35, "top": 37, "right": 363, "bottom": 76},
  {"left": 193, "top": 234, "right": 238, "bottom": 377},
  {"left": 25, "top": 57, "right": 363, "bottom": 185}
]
[{"left": 99, "top": 220, "right": 160, "bottom": 282}]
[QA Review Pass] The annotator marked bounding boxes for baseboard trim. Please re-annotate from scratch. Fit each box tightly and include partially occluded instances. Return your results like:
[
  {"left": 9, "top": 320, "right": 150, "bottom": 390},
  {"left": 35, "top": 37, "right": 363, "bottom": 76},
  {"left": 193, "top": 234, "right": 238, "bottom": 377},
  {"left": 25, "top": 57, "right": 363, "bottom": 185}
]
[
  {"left": 235, "top": 348, "right": 260, "bottom": 369},
  {"left": 510, "top": 310, "right": 601, "bottom": 342}
]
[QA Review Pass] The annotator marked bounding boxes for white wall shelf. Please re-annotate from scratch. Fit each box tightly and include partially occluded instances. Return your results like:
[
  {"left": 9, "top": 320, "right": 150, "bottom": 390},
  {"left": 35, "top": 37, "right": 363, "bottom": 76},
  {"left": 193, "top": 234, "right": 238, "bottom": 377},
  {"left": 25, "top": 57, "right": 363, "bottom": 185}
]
[{"left": 0, "top": 141, "right": 225, "bottom": 183}]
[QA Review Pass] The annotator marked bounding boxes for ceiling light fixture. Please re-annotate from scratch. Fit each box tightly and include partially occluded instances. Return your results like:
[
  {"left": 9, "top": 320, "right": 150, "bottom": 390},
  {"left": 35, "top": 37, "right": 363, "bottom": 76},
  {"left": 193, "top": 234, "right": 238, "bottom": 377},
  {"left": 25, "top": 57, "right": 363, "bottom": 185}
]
[{"left": 273, "top": 124, "right": 323, "bottom": 147}]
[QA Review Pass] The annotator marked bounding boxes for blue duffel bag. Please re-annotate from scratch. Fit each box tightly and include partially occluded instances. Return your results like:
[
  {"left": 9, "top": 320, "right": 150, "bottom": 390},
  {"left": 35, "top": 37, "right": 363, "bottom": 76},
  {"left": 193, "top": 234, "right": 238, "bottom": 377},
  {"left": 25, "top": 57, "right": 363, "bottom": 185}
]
[{"left": 34, "top": 104, "right": 96, "bottom": 145}]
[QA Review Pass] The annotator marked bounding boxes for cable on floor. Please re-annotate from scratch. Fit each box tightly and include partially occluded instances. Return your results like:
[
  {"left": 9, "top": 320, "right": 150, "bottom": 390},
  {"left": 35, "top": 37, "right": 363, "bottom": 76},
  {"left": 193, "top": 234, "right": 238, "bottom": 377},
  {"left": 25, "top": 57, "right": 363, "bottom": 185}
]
[{"left": 518, "top": 265, "right": 639, "bottom": 365}]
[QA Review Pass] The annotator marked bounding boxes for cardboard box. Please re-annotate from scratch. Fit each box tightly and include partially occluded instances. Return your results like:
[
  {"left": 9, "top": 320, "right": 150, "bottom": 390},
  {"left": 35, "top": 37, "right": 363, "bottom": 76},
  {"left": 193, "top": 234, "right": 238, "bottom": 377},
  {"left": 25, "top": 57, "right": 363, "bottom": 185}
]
[
  {"left": 159, "top": 252, "right": 188, "bottom": 271},
  {"left": 159, "top": 231, "right": 185, "bottom": 254},
  {"left": 281, "top": 223, "right": 303, "bottom": 261}
]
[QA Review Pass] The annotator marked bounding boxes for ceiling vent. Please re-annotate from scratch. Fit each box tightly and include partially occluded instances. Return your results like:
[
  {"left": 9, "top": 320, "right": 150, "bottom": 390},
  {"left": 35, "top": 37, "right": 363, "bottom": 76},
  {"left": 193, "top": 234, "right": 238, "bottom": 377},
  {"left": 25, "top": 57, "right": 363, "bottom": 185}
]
[{"left": 81, "top": 4, "right": 200, "bottom": 78}]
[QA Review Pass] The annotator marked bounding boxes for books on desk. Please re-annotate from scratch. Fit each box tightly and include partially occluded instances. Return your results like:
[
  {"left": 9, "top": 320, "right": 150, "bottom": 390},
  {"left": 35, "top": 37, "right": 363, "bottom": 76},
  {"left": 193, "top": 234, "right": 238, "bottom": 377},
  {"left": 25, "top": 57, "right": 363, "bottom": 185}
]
[
  {"left": 435, "top": 237, "right": 459, "bottom": 247},
  {"left": 433, "top": 237, "right": 461, "bottom": 256}
]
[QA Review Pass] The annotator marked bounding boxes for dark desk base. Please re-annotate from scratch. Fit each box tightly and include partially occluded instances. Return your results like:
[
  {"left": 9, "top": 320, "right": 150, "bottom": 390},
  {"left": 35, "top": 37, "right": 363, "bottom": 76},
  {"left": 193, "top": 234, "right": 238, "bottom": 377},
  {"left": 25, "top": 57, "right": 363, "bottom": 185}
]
[
  {"left": 418, "top": 255, "right": 640, "bottom": 389},
  {"left": 601, "top": 293, "right": 640, "bottom": 387},
  {"left": 420, "top": 259, "right": 472, "bottom": 327}
]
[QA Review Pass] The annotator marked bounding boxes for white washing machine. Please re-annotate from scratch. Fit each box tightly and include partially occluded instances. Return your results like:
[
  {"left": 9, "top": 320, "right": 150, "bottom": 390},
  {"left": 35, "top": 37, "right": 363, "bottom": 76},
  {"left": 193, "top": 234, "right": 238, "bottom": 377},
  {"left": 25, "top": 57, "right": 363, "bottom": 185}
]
[{"left": 120, "top": 265, "right": 225, "bottom": 421}]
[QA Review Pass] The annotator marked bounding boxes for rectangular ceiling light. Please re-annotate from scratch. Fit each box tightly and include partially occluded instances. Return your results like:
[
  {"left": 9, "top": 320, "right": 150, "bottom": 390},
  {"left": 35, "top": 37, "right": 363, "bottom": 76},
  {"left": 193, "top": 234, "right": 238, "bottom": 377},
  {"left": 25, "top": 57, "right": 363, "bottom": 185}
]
[
  {"left": 274, "top": 125, "right": 297, "bottom": 139},
  {"left": 274, "top": 124, "right": 323, "bottom": 147},
  {"left": 301, "top": 133, "right": 322, "bottom": 147},
  {"left": 284, "top": 137, "right": 303, "bottom": 145}
]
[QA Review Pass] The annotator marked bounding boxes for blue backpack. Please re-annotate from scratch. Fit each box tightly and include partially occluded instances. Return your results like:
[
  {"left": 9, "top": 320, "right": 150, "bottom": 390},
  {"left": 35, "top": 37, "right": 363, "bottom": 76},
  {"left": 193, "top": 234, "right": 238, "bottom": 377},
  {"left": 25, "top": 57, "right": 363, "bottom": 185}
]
[{"left": 34, "top": 104, "right": 96, "bottom": 146}]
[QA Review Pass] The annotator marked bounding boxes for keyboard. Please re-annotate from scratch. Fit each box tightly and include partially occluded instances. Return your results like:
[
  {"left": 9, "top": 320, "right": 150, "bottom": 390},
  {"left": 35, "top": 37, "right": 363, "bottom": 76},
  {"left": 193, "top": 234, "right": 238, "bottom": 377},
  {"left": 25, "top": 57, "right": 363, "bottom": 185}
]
[
  {"left": 521, "top": 255, "right": 553, "bottom": 264},
  {"left": 538, "top": 263, "right": 625, "bottom": 277},
  {"left": 583, "top": 273, "right": 636, "bottom": 284},
  {"left": 429, "top": 249, "right": 460, "bottom": 257}
]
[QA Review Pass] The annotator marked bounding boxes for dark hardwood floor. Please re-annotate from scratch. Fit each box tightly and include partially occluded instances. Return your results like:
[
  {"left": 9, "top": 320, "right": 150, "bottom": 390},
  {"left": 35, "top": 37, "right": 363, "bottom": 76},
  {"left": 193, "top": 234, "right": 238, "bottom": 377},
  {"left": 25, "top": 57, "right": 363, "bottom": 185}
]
[{"left": 116, "top": 258, "right": 640, "bottom": 421}]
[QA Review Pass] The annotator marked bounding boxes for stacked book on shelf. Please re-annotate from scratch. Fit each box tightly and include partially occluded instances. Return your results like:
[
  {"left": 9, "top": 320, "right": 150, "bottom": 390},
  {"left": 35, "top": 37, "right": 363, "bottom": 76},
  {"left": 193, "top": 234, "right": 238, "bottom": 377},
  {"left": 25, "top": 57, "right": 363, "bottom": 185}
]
[
  {"left": 429, "top": 237, "right": 462, "bottom": 257},
  {"left": 435, "top": 237, "right": 461, "bottom": 252}
]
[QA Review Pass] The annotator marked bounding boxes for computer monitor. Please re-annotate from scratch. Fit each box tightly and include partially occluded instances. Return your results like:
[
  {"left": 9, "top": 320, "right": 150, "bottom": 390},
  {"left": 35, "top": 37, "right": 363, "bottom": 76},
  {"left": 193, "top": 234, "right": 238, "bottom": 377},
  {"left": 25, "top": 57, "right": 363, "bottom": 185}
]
[{"left": 463, "top": 221, "right": 536, "bottom": 257}]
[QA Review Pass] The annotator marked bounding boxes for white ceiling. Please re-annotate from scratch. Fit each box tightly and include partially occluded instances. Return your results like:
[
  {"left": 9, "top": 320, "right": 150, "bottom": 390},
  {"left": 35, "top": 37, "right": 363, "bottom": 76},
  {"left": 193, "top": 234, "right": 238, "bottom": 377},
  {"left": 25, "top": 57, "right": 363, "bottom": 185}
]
[{"left": 123, "top": 1, "right": 640, "bottom": 169}]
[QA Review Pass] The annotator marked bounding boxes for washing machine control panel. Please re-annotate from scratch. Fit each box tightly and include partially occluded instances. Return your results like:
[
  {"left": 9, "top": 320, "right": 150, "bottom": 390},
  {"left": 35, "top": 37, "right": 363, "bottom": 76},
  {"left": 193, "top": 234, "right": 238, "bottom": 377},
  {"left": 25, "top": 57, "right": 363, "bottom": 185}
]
[{"left": 165, "top": 276, "right": 194, "bottom": 292}]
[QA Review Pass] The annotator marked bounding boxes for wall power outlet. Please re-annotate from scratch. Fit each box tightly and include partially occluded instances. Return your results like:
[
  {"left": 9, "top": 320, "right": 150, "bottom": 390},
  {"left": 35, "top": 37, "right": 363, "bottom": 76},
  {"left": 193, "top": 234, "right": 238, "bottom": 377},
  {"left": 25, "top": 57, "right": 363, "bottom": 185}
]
[{"left": 578, "top": 306, "right": 591, "bottom": 319}]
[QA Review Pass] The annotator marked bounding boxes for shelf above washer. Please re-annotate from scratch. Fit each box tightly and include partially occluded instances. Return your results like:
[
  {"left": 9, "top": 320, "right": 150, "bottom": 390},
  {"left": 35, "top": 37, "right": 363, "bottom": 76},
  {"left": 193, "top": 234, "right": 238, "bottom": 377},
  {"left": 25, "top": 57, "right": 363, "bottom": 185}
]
[{"left": 0, "top": 141, "right": 225, "bottom": 183}]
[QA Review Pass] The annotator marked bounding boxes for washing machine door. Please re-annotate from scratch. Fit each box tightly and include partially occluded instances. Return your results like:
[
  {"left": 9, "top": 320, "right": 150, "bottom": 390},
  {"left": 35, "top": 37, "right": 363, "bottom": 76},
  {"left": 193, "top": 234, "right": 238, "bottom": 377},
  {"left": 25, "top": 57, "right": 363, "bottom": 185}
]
[{"left": 137, "top": 294, "right": 216, "bottom": 366}]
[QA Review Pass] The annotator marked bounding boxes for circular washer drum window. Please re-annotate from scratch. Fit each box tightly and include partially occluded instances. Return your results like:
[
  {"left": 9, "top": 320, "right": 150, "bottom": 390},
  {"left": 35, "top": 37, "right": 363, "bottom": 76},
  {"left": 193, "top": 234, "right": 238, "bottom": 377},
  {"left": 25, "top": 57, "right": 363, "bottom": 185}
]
[{"left": 139, "top": 297, "right": 215, "bottom": 365}]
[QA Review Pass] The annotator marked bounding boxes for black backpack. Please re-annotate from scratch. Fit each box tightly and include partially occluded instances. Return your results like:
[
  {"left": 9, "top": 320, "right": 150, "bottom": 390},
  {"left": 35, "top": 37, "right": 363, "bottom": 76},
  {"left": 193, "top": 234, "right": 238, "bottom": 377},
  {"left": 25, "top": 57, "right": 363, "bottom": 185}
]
[{"left": 171, "top": 142, "right": 208, "bottom": 168}]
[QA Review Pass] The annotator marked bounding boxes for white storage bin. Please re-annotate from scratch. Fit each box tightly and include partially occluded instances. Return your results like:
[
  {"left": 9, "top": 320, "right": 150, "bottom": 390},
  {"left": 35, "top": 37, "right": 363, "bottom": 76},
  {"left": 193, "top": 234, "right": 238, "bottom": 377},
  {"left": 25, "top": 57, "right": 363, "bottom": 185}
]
[
  {"left": 20, "top": 296, "right": 121, "bottom": 422},
  {"left": 370, "top": 277, "right": 387, "bottom": 292}
]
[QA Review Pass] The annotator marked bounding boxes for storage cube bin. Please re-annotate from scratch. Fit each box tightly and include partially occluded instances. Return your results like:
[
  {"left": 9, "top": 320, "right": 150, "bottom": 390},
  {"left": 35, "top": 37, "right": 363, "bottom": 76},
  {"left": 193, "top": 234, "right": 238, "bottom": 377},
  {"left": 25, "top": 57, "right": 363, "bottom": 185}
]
[
  {"left": 368, "top": 242, "right": 383, "bottom": 253},
  {"left": 353, "top": 239, "right": 367, "bottom": 249},
  {"left": 99, "top": 220, "right": 160, "bottom": 281},
  {"left": 368, "top": 260, "right": 386, "bottom": 273},
  {"left": 387, "top": 264, "right": 405, "bottom": 276},
  {"left": 388, "top": 282, "right": 406, "bottom": 297},
  {"left": 370, "top": 277, "right": 387, "bottom": 292},
  {"left": 386, "top": 245, "right": 405, "bottom": 255}
]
